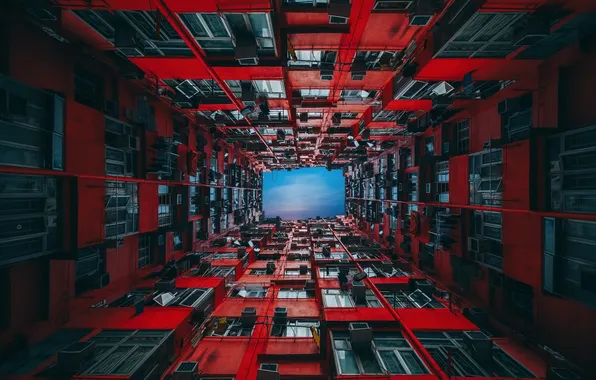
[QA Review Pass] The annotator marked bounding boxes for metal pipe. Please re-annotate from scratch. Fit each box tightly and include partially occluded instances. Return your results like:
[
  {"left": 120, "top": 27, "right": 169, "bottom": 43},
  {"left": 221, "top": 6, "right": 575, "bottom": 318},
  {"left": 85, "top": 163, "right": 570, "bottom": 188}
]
[{"left": 152, "top": 0, "right": 278, "bottom": 162}]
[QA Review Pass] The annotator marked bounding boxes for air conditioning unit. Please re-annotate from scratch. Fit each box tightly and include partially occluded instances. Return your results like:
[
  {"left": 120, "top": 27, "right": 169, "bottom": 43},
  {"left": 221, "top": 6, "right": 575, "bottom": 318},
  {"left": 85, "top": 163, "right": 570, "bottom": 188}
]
[
  {"left": 351, "top": 58, "right": 367, "bottom": 80},
  {"left": 299, "top": 264, "right": 308, "bottom": 275},
  {"left": 349, "top": 322, "right": 373, "bottom": 351},
  {"left": 320, "top": 62, "right": 334, "bottom": 81},
  {"left": 322, "top": 245, "right": 331, "bottom": 257},
  {"left": 513, "top": 13, "right": 550, "bottom": 46},
  {"left": 432, "top": 95, "right": 452, "bottom": 109},
  {"left": 237, "top": 247, "right": 247, "bottom": 258},
  {"left": 266, "top": 261, "right": 276, "bottom": 274},
  {"left": 351, "top": 280, "right": 366, "bottom": 302},
  {"left": 410, "top": 278, "right": 434, "bottom": 295},
  {"left": 382, "top": 261, "right": 393, "bottom": 273},
  {"left": 155, "top": 278, "right": 176, "bottom": 293},
  {"left": 173, "top": 361, "right": 199, "bottom": 380},
  {"left": 198, "top": 261, "right": 212, "bottom": 275},
  {"left": 57, "top": 341, "right": 96, "bottom": 373},
  {"left": 328, "top": 0, "right": 351, "bottom": 24},
  {"left": 462, "top": 331, "right": 493, "bottom": 365},
  {"left": 299, "top": 112, "right": 308, "bottom": 123},
  {"left": 241, "top": 307, "right": 258, "bottom": 327},
  {"left": 235, "top": 35, "right": 259, "bottom": 65},
  {"left": 258, "top": 363, "right": 280, "bottom": 380},
  {"left": 273, "top": 307, "right": 288, "bottom": 325},
  {"left": 305, "top": 279, "right": 316, "bottom": 291},
  {"left": 409, "top": 0, "right": 435, "bottom": 26}
]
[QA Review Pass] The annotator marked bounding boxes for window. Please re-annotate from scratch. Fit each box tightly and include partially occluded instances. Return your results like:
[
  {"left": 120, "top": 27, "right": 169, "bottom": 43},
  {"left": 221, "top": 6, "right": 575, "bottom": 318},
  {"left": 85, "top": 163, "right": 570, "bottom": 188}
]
[
  {"left": 319, "top": 266, "right": 358, "bottom": 278},
  {"left": 271, "top": 320, "right": 319, "bottom": 337},
  {"left": 436, "top": 160, "right": 449, "bottom": 202},
  {"left": 332, "top": 331, "right": 428, "bottom": 375},
  {"left": 278, "top": 288, "right": 311, "bottom": 299},
  {"left": 543, "top": 218, "right": 596, "bottom": 307},
  {"left": 287, "top": 50, "right": 336, "bottom": 67},
  {"left": 209, "top": 317, "right": 253, "bottom": 337},
  {"left": 173, "top": 232, "right": 183, "bottom": 252},
  {"left": 73, "top": 10, "right": 192, "bottom": 57},
  {"left": 74, "top": 66, "right": 104, "bottom": 110},
  {"left": 105, "top": 181, "right": 138, "bottom": 239},
  {"left": 456, "top": 120, "right": 470, "bottom": 154},
  {"left": 285, "top": 268, "right": 310, "bottom": 276},
  {"left": 231, "top": 286, "right": 268, "bottom": 298},
  {"left": 179, "top": 13, "right": 276, "bottom": 57},
  {"left": 137, "top": 234, "right": 151, "bottom": 268},
  {"left": 416, "top": 331, "right": 536, "bottom": 378},
  {"left": 0, "top": 174, "right": 62, "bottom": 266},
  {"left": 158, "top": 185, "right": 173, "bottom": 227},
  {"left": 381, "top": 289, "right": 444, "bottom": 308},
  {"left": 0, "top": 76, "right": 65, "bottom": 170},
  {"left": 469, "top": 149, "right": 502, "bottom": 206},
  {"left": 424, "top": 136, "right": 434, "bottom": 155},
  {"left": 315, "top": 251, "right": 349, "bottom": 260},
  {"left": 300, "top": 89, "right": 330, "bottom": 98},
  {"left": 190, "top": 186, "right": 200, "bottom": 216},
  {"left": 548, "top": 125, "right": 596, "bottom": 213},
  {"left": 354, "top": 50, "right": 401, "bottom": 70},
  {"left": 435, "top": 12, "right": 527, "bottom": 59},
  {"left": 253, "top": 80, "right": 286, "bottom": 99},
  {"left": 470, "top": 211, "right": 503, "bottom": 270},
  {"left": 340, "top": 89, "right": 378, "bottom": 101},
  {"left": 78, "top": 329, "right": 174, "bottom": 376},
  {"left": 250, "top": 269, "right": 268, "bottom": 275},
  {"left": 322, "top": 289, "right": 382, "bottom": 308}
]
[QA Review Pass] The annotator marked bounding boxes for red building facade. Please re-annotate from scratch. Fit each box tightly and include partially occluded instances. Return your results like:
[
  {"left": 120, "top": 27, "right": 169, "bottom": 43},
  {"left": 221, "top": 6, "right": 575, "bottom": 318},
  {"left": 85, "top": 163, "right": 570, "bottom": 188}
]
[{"left": 1, "top": 0, "right": 595, "bottom": 379}]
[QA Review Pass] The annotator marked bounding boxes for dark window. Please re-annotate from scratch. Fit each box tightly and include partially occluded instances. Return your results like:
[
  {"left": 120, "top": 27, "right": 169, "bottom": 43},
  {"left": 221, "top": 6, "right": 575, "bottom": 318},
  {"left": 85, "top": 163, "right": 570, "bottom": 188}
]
[
  {"left": 424, "top": 136, "right": 435, "bottom": 155},
  {"left": 137, "top": 234, "right": 152, "bottom": 268},
  {"left": 105, "top": 181, "right": 138, "bottom": 239},
  {"left": 173, "top": 232, "right": 183, "bottom": 252},
  {"left": 74, "top": 66, "right": 104, "bottom": 110},
  {"left": 456, "top": 120, "right": 470, "bottom": 154}
]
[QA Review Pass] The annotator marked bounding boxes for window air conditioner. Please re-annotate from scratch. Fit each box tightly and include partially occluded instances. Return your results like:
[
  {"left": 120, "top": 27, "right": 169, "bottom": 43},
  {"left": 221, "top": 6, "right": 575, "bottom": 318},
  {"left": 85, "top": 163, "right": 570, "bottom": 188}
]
[
  {"left": 351, "top": 280, "right": 367, "bottom": 302},
  {"left": 173, "top": 361, "right": 199, "bottom": 380},
  {"left": 241, "top": 307, "right": 258, "bottom": 327},
  {"left": 349, "top": 322, "right": 373, "bottom": 351},
  {"left": 273, "top": 307, "right": 288, "bottom": 325},
  {"left": 299, "top": 264, "right": 308, "bottom": 275},
  {"left": 462, "top": 307, "right": 489, "bottom": 327},
  {"left": 155, "top": 278, "right": 176, "bottom": 293},
  {"left": 258, "top": 363, "right": 280, "bottom": 380},
  {"left": 57, "top": 341, "right": 96, "bottom": 373},
  {"left": 328, "top": 0, "right": 351, "bottom": 24},
  {"left": 351, "top": 58, "right": 367, "bottom": 80},
  {"left": 462, "top": 331, "right": 493, "bottom": 366},
  {"left": 320, "top": 62, "right": 334, "bottom": 81},
  {"left": 235, "top": 35, "right": 259, "bottom": 65},
  {"left": 266, "top": 261, "right": 276, "bottom": 274},
  {"left": 409, "top": 0, "right": 435, "bottom": 26}
]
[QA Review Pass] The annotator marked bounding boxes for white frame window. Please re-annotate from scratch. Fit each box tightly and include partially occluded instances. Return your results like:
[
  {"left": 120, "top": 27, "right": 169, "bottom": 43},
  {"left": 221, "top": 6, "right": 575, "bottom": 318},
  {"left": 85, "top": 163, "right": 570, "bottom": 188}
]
[
  {"left": 278, "top": 288, "right": 311, "bottom": 299},
  {"left": 178, "top": 13, "right": 276, "bottom": 56},
  {"left": 332, "top": 331, "right": 429, "bottom": 375},
  {"left": 271, "top": 320, "right": 319, "bottom": 337}
]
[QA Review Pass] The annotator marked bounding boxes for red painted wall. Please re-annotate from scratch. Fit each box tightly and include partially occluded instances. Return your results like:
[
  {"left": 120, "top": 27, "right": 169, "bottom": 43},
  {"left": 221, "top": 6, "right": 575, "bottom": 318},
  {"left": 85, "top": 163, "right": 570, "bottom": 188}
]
[
  {"left": 448, "top": 155, "right": 469, "bottom": 206},
  {"left": 139, "top": 183, "right": 158, "bottom": 233},
  {"left": 77, "top": 178, "right": 105, "bottom": 246},
  {"left": 503, "top": 141, "right": 531, "bottom": 210}
]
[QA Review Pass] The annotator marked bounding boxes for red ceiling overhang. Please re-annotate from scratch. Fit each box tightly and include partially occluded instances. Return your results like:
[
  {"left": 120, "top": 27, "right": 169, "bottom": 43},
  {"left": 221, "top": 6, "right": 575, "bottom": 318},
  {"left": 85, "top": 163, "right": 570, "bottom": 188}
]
[
  {"left": 130, "top": 58, "right": 284, "bottom": 81},
  {"left": 384, "top": 99, "right": 433, "bottom": 111},
  {"left": 358, "top": 14, "right": 421, "bottom": 50},
  {"left": 415, "top": 58, "right": 541, "bottom": 82},
  {"left": 58, "top": 0, "right": 272, "bottom": 12}
]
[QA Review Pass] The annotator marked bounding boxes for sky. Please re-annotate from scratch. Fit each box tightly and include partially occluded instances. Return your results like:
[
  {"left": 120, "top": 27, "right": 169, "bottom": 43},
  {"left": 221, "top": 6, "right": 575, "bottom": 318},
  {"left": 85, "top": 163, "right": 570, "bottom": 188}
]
[{"left": 263, "top": 168, "right": 345, "bottom": 220}]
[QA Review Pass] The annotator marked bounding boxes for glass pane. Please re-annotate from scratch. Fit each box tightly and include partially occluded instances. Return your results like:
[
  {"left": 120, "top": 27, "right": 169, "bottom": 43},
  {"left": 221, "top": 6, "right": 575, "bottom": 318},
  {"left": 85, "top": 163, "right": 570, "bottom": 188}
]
[
  {"left": 336, "top": 350, "right": 359, "bottom": 374},
  {"left": 379, "top": 351, "right": 406, "bottom": 374},
  {"left": 225, "top": 14, "right": 249, "bottom": 35},
  {"left": 360, "top": 351, "right": 382, "bottom": 374},
  {"left": 198, "top": 39, "right": 234, "bottom": 50},
  {"left": 400, "top": 351, "right": 427, "bottom": 374},
  {"left": 248, "top": 14, "right": 271, "bottom": 37},
  {"left": 180, "top": 14, "right": 208, "bottom": 37},
  {"left": 203, "top": 14, "right": 229, "bottom": 37}
]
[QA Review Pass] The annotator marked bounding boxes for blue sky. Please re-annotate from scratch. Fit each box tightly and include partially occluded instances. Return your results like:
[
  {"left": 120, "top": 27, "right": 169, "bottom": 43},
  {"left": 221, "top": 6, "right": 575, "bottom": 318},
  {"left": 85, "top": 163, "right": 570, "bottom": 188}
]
[{"left": 263, "top": 168, "right": 345, "bottom": 220}]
